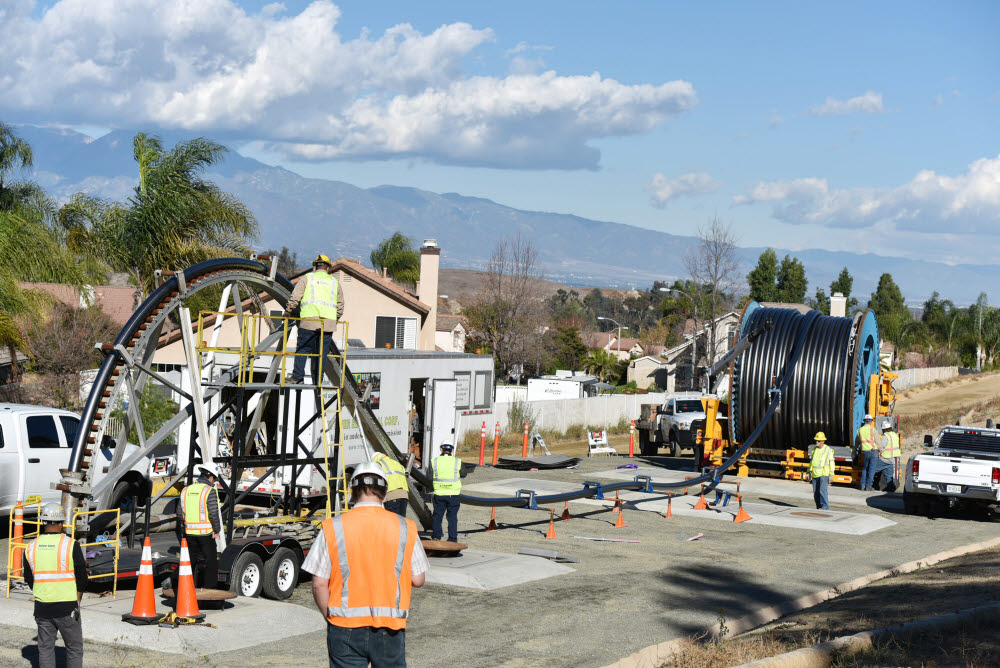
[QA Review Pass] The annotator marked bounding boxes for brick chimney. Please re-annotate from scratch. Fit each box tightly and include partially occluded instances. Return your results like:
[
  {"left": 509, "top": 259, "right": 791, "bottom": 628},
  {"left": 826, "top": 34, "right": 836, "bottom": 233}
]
[{"left": 418, "top": 239, "right": 440, "bottom": 350}]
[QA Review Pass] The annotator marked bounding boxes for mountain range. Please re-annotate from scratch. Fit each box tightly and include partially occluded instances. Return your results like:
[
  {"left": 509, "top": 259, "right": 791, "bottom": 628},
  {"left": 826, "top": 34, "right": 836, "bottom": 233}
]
[{"left": 16, "top": 124, "right": 994, "bottom": 304}]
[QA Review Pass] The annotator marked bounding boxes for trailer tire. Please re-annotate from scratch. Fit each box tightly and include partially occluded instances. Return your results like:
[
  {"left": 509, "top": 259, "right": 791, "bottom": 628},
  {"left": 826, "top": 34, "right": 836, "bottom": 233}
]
[
  {"left": 263, "top": 547, "right": 299, "bottom": 600},
  {"left": 639, "top": 430, "right": 656, "bottom": 456},
  {"left": 230, "top": 552, "right": 264, "bottom": 598}
]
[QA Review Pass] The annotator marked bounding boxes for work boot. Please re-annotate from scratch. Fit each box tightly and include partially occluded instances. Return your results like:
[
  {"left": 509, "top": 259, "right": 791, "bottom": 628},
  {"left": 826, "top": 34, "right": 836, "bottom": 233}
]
[{"left": 286, "top": 377, "right": 303, "bottom": 385}]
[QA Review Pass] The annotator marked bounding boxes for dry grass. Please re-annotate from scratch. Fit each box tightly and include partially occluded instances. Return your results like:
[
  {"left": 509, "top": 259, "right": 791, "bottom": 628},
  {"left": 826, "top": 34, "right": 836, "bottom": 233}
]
[
  {"left": 658, "top": 633, "right": 815, "bottom": 668},
  {"left": 833, "top": 617, "right": 1000, "bottom": 667}
]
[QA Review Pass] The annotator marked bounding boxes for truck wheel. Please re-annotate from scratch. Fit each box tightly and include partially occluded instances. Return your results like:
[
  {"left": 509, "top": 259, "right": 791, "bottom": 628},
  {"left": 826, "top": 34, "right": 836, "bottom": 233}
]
[
  {"left": 668, "top": 433, "right": 679, "bottom": 457},
  {"left": 263, "top": 547, "right": 299, "bottom": 600},
  {"left": 639, "top": 430, "right": 656, "bottom": 456},
  {"left": 230, "top": 552, "right": 264, "bottom": 598}
]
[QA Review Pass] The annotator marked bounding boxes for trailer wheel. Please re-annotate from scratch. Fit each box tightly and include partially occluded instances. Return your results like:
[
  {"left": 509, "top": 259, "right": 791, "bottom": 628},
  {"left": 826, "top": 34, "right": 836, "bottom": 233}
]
[
  {"left": 263, "top": 547, "right": 299, "bottom": 600},
  {"left": 230, "top": 552, "right": 264, "bottom": 598}
]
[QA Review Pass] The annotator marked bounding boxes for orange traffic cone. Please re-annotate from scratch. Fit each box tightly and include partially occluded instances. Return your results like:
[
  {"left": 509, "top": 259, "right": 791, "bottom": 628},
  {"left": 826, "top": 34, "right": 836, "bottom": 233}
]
[
  {"left": 175, "top": 538, "right": 204, "bottom": 621},
  {"left": 544, "top": 509, "right": 557, "bottom": 539},
  {"left": 664, "top": 495, "right": 673, "bottom": 519},
  {"left": 693, "top": 485, "right": 709, "bottom": 510},
  {"left": 487, "top": 507, "right": 498, "bottom": 532},
  {"left": 122, "top": 537, "right": 160, "bottom": 625},
  {"left": 561, "top": 501, "right": 571, "bottom": 521},
  {"left": 614, "top": 506, "right": 627, "bottom": 528},
  {"left": 733, "top": 494, "right": 752, "bottom": 523},
  {"left": 612, "top": 491, "right": 622, "bottom": 512}
]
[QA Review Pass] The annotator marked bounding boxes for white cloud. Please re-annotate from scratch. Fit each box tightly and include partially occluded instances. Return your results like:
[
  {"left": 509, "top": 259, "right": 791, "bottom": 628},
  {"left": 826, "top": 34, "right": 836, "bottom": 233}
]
[
  {"left": 732, "top": 155, "right": 1000, "bottom": 234},
  {"left": 808, "top": 91, "right": 884, "bottom": 116},
  {"left": 646, "top": 172, "right": 720, "bottom": 207},
  {"left": 0, "top": 0, "right": 696, "bottom": 169}
]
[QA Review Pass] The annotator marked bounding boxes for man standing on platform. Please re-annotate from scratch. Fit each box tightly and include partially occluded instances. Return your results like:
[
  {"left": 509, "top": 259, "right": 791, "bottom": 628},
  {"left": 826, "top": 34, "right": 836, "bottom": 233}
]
[
  {"left": 286, "top": 254, "right": 345, "bottom": 385},
  {"left": 431, "top": 443, "right": 462, "bottom": 543}
]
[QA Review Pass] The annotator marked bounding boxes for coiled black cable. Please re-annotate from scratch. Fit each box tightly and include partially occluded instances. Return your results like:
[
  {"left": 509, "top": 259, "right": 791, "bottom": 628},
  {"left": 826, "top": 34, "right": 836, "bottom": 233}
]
[{"left": 732, "top": 307, "right": 858, "bottom": 447}]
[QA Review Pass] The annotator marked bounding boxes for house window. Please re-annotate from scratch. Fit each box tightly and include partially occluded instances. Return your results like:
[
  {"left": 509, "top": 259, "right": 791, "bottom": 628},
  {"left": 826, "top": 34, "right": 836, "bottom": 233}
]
[
  {"left": 727, "top": 324, "right": 737, "bottom": 350},
  {"left": 375, "top": 316, "right": 417, "bottom": 350}
]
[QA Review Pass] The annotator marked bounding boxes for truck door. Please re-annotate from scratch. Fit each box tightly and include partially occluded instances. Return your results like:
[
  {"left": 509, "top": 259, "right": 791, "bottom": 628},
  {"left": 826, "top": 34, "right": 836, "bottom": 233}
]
[
  {"left": 424, "top": 379, "right": 457, "bottom": 466},
  {"left": 0, "top": 419, "right": 19, "bottom": 511},
  {"left": 21, "top": 413, "right": 70, "bottom": 504}
]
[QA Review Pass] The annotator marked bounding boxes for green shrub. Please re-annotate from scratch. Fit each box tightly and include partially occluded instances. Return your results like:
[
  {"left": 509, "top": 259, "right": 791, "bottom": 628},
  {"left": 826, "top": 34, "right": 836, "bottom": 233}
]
[
  {"left": 505, "top": 398, "right": 538, "bottom": 436},
  {"left": 564, "top": 423, "right": 585, "bottom": 440}
]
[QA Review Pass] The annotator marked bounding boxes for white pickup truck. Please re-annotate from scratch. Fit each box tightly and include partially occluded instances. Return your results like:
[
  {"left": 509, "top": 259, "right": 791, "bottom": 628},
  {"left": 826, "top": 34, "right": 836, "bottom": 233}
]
[
  {"left": 903, "top": 425, "right": 1000, "bottom": 516},
  {"left": 0, "top": 403, "right": 150, "bottom": 518}
]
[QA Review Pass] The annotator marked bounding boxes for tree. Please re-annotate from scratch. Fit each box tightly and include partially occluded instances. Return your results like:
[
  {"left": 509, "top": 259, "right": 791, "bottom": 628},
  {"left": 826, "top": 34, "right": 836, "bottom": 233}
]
[
  {"left": 369, "top": 232, "right": 420, "bottom": 286},
  {"left": 548, "top": 326, "right": 588, "bottom": 371},
  {"left": 585, "top": 348, "right": 621, "bottom": 383},
  {"left": 868, "top": 273, "right": 906, "bottom": 320},
  {"left": 263, "top": 246, "right": 299, "bottom": 277},
  {"left": 810, "top": 288, "right": 830, "bottom": 315},
  {"left": 684, "top": 218, "right": 740, "bottom": 370},
  {"left": 775, "top": 254, "right": 808, "bottom": 303},
  {"left": 747, "top": 248, "right": 778, "bottom": 302},
  {"left": 829, "top": 267, "right": 858, "bottom": 310},
  {"left": 60, "top": 133, "right": 258, "bottom": 295},
  {"left": 463, "top": 234, "right": 545, "bottom": 379}
]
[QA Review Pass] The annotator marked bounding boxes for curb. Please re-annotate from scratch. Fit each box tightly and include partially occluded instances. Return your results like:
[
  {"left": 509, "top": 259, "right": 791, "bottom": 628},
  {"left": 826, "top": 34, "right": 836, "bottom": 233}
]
[
  {"left": 603, "top": 535, "right": 1000, "bottom": 668},
  {"left": 735, "top": 601, "right": 1000, "bottom": 668}
]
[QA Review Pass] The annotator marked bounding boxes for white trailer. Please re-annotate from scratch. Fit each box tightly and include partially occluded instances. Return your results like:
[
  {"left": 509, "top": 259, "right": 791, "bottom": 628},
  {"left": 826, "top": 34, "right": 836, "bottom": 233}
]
[{"left": 527, "top": 373, "right": 599, "bottom": 401}]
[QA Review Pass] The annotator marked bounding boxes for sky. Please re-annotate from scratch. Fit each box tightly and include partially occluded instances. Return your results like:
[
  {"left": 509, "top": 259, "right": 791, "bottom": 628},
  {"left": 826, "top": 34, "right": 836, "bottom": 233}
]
[{"left": 1, "top": 0, "right": 999, "bottom": 265}]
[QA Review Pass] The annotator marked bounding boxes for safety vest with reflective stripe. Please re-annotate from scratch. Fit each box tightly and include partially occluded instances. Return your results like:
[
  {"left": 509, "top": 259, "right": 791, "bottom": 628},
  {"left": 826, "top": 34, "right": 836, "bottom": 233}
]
[
  {"left": 322, "top": 506, "right": 417, "bottom": 630},
  {"left": 432, "top": 455, "right": 462, "bottom": 496},
  {"left": 858, "top": 424, "right": 878, "bottom": 452},
  {"left": 181, "top": 483, "right": 216, "bottom": 535},
  {"left": 300, "top": 271, "right": 339, "bottom": 321},
  {"left": 809, "top": 445, "right": 834, "bottom": 478},
  {"left": 25, "top": 534, "right": 77, "bottom": 603},
  {"left": 374, "top": 455, "right": 409, "bottom": 494},
  {"left": 883, "top": 432, "right": 900, "bottom": 459}
]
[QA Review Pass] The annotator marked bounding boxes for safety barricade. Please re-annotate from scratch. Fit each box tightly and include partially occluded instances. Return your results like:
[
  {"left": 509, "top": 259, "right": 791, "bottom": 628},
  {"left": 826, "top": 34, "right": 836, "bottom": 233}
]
[{"left": 587, "top": 430, "right": 617, "bottom": 457}]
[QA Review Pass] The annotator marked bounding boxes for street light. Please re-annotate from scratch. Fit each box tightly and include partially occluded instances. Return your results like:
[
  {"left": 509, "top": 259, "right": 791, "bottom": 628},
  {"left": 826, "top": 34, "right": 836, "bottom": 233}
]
[
  {"left": 596, "top": 316, "right": 628, "bottom": 359},
  {"left": 660, "top": 287, "right": 699, "bottom": 391}
]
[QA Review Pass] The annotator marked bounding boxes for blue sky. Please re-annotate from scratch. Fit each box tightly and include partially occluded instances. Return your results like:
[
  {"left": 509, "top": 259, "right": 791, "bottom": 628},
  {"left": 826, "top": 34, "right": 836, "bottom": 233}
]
[{"left": 3, "top": 0, "right": 999, "bottom": 263}]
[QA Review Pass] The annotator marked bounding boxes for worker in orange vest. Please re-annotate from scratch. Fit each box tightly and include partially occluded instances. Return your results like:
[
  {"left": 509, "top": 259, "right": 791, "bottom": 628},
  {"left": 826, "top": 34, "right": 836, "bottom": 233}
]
[{"left": 302, "top": 462, "right": 427, "bottom": 667}]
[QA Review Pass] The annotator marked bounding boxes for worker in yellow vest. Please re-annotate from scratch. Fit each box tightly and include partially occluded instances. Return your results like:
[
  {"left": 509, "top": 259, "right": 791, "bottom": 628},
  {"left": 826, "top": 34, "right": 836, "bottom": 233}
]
[
  {"left": 873, "top": 421, "right": 900, "bottom": 492},
  {"left": 431, "top": 443, "right": 462, "bottom": 543},
  {"left": 302, "top": 462, "right": 427, "bottom": 667},
  {"left": 23, "top": 503, "right": 87, "bottom": 668},
  {"left": 808, "top": 432, "right": 834, "bottom": 510},
  {"left": 286, "top": 254, "right": 345, "bottom": 385},
  {"left": 857, "top": 414, "right": 879, "bottom": 491},
  {"left": 180, "top": 466, "right": 222, "bottom": 588},
  {"left": 372, "top": 452, "right": 410, "bottom": 518}
]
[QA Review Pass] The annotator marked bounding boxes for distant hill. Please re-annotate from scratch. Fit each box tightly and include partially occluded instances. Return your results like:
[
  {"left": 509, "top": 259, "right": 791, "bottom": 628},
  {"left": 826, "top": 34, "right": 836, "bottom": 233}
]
[{"left": 15, "top": 124, "right": 997, "bottom": 304}]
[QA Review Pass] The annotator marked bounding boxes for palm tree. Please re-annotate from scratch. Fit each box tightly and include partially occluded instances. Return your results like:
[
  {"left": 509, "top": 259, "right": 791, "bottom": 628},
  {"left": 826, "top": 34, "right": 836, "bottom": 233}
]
[
  {"left": 585, "top": 348, "right": 621, "bottom": 383},
  {"left": 0, "top": 122, "right": 105, "bottom": 381},
  {"left": 60, "top": 133, "right": 258, "bottom": 295},
  {"left": 370, "top": 232, "right": 421, "bottom": 286}
]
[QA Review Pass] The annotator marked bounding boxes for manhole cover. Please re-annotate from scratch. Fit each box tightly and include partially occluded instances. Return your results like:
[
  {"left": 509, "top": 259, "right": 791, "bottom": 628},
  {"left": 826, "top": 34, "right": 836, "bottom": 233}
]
[{"left": 789, "top": 511, "right": 832, "bottom": 518}]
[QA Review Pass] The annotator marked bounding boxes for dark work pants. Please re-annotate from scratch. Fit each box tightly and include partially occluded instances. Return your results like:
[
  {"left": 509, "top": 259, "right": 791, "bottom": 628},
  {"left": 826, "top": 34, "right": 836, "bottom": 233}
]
[
  {"left": 384, "top": 498, "right": 408, "bottom": 518},
  {"left": 186, "top": 533, "right": 219, "bottom": 588},
  {"left": 327, "top": 624, "right": 406, "bottom": 668},
  {"left": 432, "top": 495, "right": 460, "bottom": 542},
  {"left": 292, "top": 328, "right": 334, "bottom": 384},
  {"left": 36, "top": 612, "right": 83, "bottom": 668}
]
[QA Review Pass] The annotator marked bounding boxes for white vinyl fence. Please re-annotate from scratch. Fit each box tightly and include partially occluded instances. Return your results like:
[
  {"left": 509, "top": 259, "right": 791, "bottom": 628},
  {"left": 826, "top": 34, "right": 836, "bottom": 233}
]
[{"left": 892, "top": 366, "right": 960, "bottom": 390}]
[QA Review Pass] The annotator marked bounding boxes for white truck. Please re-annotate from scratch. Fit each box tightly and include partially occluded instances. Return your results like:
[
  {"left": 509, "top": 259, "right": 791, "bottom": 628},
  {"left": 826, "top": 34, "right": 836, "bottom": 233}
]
[
  {"left": 903, "top": 425, "right": 1000, "bottom": 516},
  {"left": 636, "top": 394, "right": 707, "bottom": 457},
  {"left": 0, "top": 403, "right": 150, "bottom": 518}
]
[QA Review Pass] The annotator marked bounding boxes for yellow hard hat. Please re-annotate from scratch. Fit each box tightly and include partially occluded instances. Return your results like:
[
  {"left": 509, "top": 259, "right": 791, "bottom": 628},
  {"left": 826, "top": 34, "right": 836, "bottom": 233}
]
[
  {"left": 313, "top": 254, "right": 332, "bottom": 267},
  {"left": 814, "top": 432, "right": 827, "bottom": 441}
]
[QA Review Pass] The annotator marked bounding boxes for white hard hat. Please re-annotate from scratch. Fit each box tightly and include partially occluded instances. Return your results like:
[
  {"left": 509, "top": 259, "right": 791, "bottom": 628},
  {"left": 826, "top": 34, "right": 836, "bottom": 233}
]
[
  {"left": 351, "top": 462, "right": 388, "bottom": 489},
  {"left": 39, "top": 503, "right": 66, "bottom": 523},
  {"left": 864, "top": 414, "right": 873, "bottom": 421},
  {"left": 884, "top": 421, "right": 894, "bottom": 430},
  {"left": 198, "top": 464, "right": 221, "bottom": 479}
]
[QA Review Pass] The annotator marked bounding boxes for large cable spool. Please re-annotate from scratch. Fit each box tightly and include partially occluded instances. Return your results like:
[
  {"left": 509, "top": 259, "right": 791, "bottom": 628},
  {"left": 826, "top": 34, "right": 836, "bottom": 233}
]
[{"left": 729, "top": 302, "right": 880, "bottom": 448}]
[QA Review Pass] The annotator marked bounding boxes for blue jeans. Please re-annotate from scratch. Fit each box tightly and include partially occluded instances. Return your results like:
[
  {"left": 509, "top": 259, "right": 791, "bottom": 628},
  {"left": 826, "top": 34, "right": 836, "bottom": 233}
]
[
  {"left": 384, "top": 498, "right": 408, "bottom": 518},
  {"left": 871, "top": 458, "right": 895, "bottom": 491},
  {"left": 292, "top": 328, "right": 333, "bottom": 384},
  {"left": 327, "top": 624, "right": 406, "bottom": 668},
  {"left": 432, "top": 495, "right": 460, "bottom": 542},
  {"left": 812, "top": 476, "right": 829, "bottom": 510},
  {"left": 861, "top": 450, "right": 878, "bottom": 490}
]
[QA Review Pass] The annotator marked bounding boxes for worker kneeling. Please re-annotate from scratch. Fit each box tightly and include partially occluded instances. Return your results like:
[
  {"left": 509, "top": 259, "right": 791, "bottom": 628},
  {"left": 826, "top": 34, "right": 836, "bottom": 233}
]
[
  {"left": 303, "top": 462, "right": 427, "bottom": 668},
  {"left": 808, "top": 432, "right": 834, "bottom": 510}
]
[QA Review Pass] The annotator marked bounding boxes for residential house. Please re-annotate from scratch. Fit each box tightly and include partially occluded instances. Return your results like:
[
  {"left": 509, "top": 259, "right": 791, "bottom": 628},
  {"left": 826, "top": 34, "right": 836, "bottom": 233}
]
[
  {"left": 19, "top": 282, "right": 138, "bottom": 328},
  {"left": 582, "top": 331, "right": 644, "bottom": 361},
  {"left": 435, "top": 314, "right": 467, "bottom": 353}
]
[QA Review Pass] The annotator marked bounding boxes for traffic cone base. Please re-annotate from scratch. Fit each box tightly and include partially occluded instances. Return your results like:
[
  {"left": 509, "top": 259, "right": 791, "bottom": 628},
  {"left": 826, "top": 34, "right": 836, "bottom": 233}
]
[
  {"left": 122, "top": 537, "right": 160, "bottom": 625},
  {"left": 487, "top": 507, "right": 498, "bottom": 532},
  {"left": 664, "top": 496, "right": 673, "bottom": 519},
  {"left": 614, "top": 508, "right": 626, "bottom": 528},
  {"left": 174, "top": 538, "right": 205, "bottom": 621},
  {"left": 693, "top": 486, "right": 709, "bottom": 510},
  {"left": 561, "top": 501, "right": 571, "bottom": 521},
  {"left": 733, "top": 494, "right": 752, "bottom": 523},
  {"left": 545, "top": 511, "right": 557, "bottom": 539}
]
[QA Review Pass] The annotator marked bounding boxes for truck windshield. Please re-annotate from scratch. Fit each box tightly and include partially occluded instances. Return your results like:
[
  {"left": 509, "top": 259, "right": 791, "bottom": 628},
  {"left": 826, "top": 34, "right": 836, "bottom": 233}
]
[{"left": 675, "top": 400, "right": 703, "bottom": 413}]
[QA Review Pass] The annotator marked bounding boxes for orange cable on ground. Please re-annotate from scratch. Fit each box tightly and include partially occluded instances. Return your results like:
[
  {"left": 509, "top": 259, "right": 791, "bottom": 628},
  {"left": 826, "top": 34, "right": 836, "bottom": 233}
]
[{"left": 122, "top": 537, "right": 160, "bottom": 625}]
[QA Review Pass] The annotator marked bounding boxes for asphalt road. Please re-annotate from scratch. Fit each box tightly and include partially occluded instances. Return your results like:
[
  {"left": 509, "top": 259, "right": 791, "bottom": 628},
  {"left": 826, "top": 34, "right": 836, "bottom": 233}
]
[{"left": 2, "top": 453, "right": 999, "bottom": 668}]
